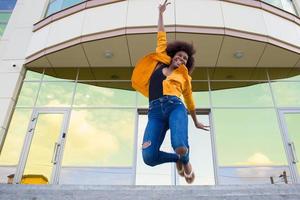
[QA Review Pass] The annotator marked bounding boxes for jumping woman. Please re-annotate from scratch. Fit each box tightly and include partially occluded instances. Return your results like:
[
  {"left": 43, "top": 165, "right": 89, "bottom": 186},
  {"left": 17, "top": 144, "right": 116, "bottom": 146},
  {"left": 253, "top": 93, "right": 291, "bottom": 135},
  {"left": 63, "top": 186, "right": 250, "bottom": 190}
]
[{"left": 131, "top": 0, "right": 209, "bottom": 184}]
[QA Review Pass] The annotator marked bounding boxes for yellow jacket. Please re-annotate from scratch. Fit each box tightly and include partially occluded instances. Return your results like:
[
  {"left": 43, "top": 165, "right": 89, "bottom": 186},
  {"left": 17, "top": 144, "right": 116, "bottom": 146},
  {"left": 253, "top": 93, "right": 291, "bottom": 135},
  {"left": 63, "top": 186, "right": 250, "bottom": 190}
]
[{"left": 131, "top": 31, "right": 196, "bottom": 112}]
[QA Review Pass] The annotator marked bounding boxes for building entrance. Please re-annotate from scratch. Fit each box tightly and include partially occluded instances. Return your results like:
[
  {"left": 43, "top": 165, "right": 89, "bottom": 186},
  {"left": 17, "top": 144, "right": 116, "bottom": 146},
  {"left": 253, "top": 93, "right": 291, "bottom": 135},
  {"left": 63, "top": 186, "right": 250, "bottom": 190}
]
[
  {"left": 279, "top": 109, "right": 300, "bottom": 183},
  {"left": 14, "top": 109, "right": 70, "bottom": 184},
  {"left": 135, "top": 109, "right": 215, "bottom": 185}
]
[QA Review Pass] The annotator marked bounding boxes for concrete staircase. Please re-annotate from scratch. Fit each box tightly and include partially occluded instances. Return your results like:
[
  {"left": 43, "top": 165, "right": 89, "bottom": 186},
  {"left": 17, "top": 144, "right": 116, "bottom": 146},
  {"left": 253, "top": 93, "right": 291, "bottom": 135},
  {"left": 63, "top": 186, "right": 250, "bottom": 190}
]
[{"left": 0, "top": 184, "right": 300, "bottom": 200}]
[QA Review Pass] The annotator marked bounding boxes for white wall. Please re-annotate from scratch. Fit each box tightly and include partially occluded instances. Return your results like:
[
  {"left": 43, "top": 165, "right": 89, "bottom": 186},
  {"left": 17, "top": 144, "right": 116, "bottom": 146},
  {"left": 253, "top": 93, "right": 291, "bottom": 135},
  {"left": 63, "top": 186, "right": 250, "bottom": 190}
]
[
  {"left": 26, "top": 0, "right": 300, "bottom": 58},
  {"left": 0, "top": 0, "right": 49, "bottom": 144}
]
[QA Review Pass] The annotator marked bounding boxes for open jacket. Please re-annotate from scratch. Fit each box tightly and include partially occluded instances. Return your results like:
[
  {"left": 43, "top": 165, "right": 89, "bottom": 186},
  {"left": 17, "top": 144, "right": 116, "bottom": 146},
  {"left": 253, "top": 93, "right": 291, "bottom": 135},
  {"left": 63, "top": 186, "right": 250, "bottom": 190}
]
[{"left": 131, "top": 31, "right": 196, "bottom": 112}]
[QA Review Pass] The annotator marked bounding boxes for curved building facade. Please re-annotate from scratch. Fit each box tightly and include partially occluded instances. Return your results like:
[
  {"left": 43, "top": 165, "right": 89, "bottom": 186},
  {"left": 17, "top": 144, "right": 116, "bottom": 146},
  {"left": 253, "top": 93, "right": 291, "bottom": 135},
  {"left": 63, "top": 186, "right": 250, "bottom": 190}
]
[{"left": 0, "top": 0, "right": 300, "bottom": 185}]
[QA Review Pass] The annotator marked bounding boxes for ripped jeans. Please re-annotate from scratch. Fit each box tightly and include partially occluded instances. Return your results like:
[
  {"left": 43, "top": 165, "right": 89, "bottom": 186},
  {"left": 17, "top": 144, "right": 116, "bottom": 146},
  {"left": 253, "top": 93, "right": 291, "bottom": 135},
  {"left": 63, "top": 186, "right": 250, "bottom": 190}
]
[{"left": 142, "top": 95, "right": 189, "bottom": 166}]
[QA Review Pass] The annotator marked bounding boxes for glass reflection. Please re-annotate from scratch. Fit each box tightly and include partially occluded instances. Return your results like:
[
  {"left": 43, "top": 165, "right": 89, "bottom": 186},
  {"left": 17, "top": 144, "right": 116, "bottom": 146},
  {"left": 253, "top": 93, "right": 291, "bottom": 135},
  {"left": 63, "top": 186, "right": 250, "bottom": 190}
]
[
  {"left": 272, "top": 82, "right": 300, "bottom": 107},
  {"left": 62, "top": 109, "right": 135, "bottom": 167},
  {"left": 0, "top": 0, "right": 17, "bottom": 10},
  {"left": 211, "top": 82, "right": 273, "bottom": 107},
  {"left": 23, "top": 114, "right": 64, "bottom": 184},
  {"left": 74, "top": 82, "right": 136, "bottom": 107},
  {"left": 136, "top": 114, "right": 214, "bottom": 185},
  {"left": 137, "top": 93, "right": 148, "bottom": 108},
  {"left": 36, "top": 82, "right": 74, "bottom": 107},
  {"left": 214, "top": 108, "right": 287, "bottom": 166},
  {"left": 219, "top": 166, "right": 291, "bottom": 185},
  {"left": 16, "top": 83, "right": 40, "bottom": 107},
  {"left": 0, "top": 12, "right": 11, "bottom": 22},
  {"left": 24, "top": 70, "right": 43, "bottom": 81},
  {"left": 62, "top": 0, "right": 83, "bottom": 9},
  {"left": 0, "top": 23, "right": 6, "bottom": 37},
  {"left": 136, "top": 115, "right": 173, "bottom": 185},
  {"left": 46, "top": 0, "right": 64, "bottom": 17},
  {"left": 176, "top": 114, "right": 214, "bottom": 185},
  {"left": 193, "top": 82, "right": 210, "bottom": 108},
  {"left": 263, "top": 0, "right": 296, "bottom": 14},
  {"left": 263, "top": 0, "right": 283, "bottom": 8},
  {"left": 284, "top": 113, "right": 300, "bottom": 173},
  {"left": 0, "top": 109, "right": 32, "bottom": 165},
  {"left": 45, "top": 0, "right": 84, "bottom": 17}
]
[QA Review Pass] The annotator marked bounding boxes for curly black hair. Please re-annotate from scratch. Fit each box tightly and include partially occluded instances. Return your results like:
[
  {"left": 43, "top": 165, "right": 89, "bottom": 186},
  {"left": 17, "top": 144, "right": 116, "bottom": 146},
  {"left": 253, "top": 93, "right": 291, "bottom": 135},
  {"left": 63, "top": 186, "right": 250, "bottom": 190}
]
[{"left": 166, "top": 41, "right": 196, "bottom": 74}]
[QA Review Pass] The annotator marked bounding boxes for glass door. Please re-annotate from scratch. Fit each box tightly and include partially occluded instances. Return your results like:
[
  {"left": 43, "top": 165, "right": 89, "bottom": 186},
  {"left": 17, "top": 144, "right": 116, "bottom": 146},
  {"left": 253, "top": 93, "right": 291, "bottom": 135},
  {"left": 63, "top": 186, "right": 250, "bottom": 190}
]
[
  {"left": 279, "top": 109, "right": 300, "bottom": 183},
  {"left": 135, "top": 109, "right": 215, "bottom": 185},
  {"left": 14, "top": 108, "right": 70, "bottom": 184}
]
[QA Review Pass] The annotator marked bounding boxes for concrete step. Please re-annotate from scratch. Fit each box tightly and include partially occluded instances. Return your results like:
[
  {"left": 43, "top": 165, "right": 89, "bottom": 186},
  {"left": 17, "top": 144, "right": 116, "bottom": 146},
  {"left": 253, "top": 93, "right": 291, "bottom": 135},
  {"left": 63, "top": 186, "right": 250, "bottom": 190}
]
[{"left": 0, "top": 184, "right": 300, "bottom": 200}]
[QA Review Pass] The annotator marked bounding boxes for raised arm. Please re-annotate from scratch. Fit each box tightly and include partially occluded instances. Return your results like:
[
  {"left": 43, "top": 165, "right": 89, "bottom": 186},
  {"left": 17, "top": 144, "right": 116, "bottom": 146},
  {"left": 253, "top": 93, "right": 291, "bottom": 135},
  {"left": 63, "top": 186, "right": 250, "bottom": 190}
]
[
  {"left": 158, "top": 0, "right": 170, "bottom": 32},
  {"left": 156, "top": 0, "right": 170, "bottom": 53}
]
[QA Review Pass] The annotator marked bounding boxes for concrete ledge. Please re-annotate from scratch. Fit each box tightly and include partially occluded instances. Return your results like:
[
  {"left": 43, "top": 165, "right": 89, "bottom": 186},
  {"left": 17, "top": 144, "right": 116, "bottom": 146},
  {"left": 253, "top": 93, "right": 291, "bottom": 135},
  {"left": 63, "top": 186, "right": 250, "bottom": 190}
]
[{"left": 0, "top": 184, "right": 300, "bottom": 200}]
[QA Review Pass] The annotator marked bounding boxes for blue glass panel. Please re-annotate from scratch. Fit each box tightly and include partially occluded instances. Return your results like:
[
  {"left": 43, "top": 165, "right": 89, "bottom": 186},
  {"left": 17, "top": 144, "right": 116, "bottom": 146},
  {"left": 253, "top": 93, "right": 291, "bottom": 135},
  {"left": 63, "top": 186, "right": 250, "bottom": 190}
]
[
  {"left": 45, "top": 0, "right": 64, "bottom": 17},
  {"left": 61, "top": 0, "right": 83, "bottom": 9},
  {"left": 0, "top": 0, "right": 17, "bottom": 11},
  {"left": 0, "top": 23, "right": 6, "bottom": 37},
  {"left": 0, "top": 12, "right": 11, "bottom": 22}
]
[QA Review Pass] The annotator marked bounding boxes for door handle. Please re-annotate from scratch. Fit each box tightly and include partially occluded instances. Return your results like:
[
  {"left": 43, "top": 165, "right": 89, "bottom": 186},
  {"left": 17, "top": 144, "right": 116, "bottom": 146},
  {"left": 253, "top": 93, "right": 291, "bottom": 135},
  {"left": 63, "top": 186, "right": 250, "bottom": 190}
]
[
  {"left": 288, "top": 142, "right": 298, "bottom": 164},
  {"left": 51, "top": 142, "right": 60, "bottom": 164}
]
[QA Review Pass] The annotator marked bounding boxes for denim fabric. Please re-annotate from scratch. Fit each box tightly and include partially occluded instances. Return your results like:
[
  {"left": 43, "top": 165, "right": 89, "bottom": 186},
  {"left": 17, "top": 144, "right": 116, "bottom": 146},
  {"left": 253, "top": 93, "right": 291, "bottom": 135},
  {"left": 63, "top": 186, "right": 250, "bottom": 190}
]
[{"left": 142, "top": 95, "right": 190, "bottom": 166}]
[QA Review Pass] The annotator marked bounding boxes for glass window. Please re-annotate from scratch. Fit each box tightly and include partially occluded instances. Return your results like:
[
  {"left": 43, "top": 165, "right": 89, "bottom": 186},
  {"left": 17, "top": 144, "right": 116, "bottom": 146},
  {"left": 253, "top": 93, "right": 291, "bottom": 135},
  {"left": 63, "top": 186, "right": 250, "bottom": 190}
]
[
  {"left": 16, "top": 82, "right": 40, "bottom": 107},
  {"left": 0, "top": 109, "right": 32, "bottom": 165},
  {"left": 22, "top": 113, "right": 64, "bottom": 183},
  {"left": 0, "top": 12, "right": 11, "bottom": 22},
  {"left": 193, "top": 82, "right": 210, "bottom": 108},
  {"left": 0, "top": 0, "right": 17, "bottom": 10},
  {"left": 263, "top": 0, "right": 283, "bottom": 8},
  {"left": 137, "top": 93, "right": 148, "bottom": 108},
  {"left": 74, "top": 82, "right": 136, "bottom": 107},
  {"left": 24, "top": 70, "right": 43, "bottom": 81},
  {"left": 214, "top": 108, "right": 288, "bottom": 166},
  {"left": 211, "top": 82, "right": 274, "bottom": 107},
  {"left": 0, "top": 23, "right": 6, "bottom": 37},
  {"left": 283, "top": 113, "right": 300, "bottom": 173},
  {"left": 36, "top": 82, "right": 75, "bottom": 107},
  {"left": 219, "top": 166, "right": 291, "bottom": 185},
  {"left": 62, "top": 0, "right": 83, "bottom": 9},
  {"left": 45, "top": 0, "right": 84, "bottom": 17},
  {"left": 62, "top": 109, "right": 135, "bottom": 167},
  {"left": 271, "top": 82, "right": 300, "bottom": 107},
  {"left": 45, "top": 0, "right": 64, "bottom": 17},
  {"left": 263, "top": 0, "right": 297, "bottom": 14},
  {"left": 281, "top": 0, "right": 297, "bottom": 14}
]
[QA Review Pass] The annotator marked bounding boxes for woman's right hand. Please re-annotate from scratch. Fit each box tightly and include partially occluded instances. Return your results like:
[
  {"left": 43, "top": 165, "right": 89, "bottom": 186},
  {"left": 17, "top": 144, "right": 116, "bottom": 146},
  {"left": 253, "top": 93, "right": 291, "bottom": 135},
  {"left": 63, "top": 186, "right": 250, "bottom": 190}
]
[{"left": 159, "top": 0, "right": 171, "bottom": 14}]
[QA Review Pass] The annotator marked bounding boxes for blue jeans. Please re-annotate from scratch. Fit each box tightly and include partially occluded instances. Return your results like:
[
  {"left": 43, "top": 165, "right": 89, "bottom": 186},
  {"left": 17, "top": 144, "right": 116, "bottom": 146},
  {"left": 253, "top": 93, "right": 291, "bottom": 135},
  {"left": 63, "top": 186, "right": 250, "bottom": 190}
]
[{"left": 142, "top": 95, "right": 190, "bottom": 166}]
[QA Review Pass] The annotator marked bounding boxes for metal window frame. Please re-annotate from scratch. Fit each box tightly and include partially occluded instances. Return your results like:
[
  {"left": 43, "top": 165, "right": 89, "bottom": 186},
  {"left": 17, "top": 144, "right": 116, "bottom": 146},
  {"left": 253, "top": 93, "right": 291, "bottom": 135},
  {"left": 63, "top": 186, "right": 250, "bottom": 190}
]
[
  {"left": 13, "top": 108, "right": 71, "bottom": 184},
  {"left": 4, "top": 67, "right": 300, "bottom": 185},
  {"left": 277, "top": 108, "right": 300, "bottom": 183}
]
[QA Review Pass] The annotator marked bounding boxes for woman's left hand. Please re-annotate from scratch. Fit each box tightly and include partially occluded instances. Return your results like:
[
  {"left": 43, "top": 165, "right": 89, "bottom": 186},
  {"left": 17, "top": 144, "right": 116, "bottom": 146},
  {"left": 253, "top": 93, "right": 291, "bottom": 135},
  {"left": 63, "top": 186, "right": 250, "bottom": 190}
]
[
  {"left": 159, "top": 0, "right": 171, "bottom": 14},
  {"left": 195, "top": 121, "right": 210, "bottom": 131}
]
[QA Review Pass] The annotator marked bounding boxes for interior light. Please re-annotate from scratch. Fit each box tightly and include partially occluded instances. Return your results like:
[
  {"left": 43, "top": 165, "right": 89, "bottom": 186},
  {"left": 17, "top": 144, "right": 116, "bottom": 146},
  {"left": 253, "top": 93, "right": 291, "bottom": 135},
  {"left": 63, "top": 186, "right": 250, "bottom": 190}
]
[
  {"left": 104, "top": 50, "right": 113, "bottom": 58},
  {"left": 233, "top": 51, "right": 244, "bottom": 59}
]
